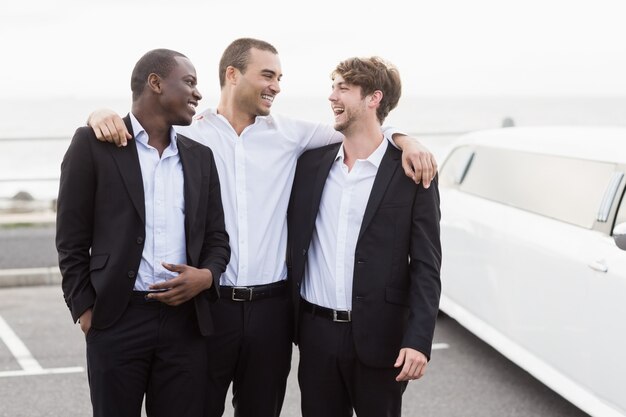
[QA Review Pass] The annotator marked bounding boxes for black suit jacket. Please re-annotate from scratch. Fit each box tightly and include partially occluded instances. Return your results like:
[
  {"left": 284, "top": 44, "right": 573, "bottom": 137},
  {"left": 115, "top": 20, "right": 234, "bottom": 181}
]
[
  {"left": 288, "top": 142, "right": 441, "bottom": 367},
  {"left": 56, "top": 116, "right": 230, "bottom": 336}
]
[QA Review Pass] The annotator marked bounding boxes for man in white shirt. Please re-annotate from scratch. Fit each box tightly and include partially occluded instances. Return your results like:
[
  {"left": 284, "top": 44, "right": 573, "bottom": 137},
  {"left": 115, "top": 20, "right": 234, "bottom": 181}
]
[
  {"left": 287, "top": 57, "right": 441, "bottom": 417},
  {"left": 88, "top": 38, "right": 437, "bottom": 417}
]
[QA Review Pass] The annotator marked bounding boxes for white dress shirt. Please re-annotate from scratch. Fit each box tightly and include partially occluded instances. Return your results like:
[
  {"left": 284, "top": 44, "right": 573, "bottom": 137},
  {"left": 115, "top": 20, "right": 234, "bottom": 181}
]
[
  {"left": 175, "top": 109, "right": 343, "bottom": 286},
  {"left": 176, "top": 109, "right": 400, "bottom": 287},
  {"left": 301, "top": 139, "right": 388, "bottom": 310},
  {"left": 130, "top": 113, "right": 187, "bottom": 291}
]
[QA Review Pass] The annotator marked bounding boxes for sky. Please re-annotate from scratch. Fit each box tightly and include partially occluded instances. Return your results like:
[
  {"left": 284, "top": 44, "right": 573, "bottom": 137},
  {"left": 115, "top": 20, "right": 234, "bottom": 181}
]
[{"left": 1, "top": 0, "right": 626, "bottom": 102}]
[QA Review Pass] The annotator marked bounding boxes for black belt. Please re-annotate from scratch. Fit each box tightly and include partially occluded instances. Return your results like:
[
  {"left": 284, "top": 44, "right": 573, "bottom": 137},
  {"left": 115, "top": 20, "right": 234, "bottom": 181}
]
[
  {"left": 301, "top": 298, "right": 352, "bottom": 322},
  {"left": 220, "top": 280, "right": 287, "bottom": 302},
  {"left": 130, "top": 291, "right": 162, "bottom": 304}
]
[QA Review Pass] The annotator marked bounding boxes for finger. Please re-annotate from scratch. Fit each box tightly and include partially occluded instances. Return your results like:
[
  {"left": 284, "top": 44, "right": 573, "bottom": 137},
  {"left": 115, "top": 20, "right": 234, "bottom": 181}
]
[
  {"left": 406, "top": 359, "right": 420, "bottom": 380},
  {"left": 431, "top": 155, "right": 438, "bottom": 175},
  {"left": 112, "top": 118, "right": 130, "bottom": 147},
  {"left": 394, "top": 350, "right": 405, "bottom": 368},
  {"left": 101, "top": 124, "right": 113, "bottom": 143},
  {"left": 416, "top": 361, "right": 427, "bottom": 379},
  {"left": 419, "top": 155, "right": 433, "bottom": 188},
  {"left": 396, "top": 363, "right": 410, "bottom": 382},
  {"left": 395, "top": 355, "right": 413, "bottom": 381},
  {"left": 161, "top": 262, "right": 185, "bottom": 273},
  {"left": 146, "top": 290, "right": 171, "bottom": 303},
  {"left": 92, "top": 125, "right": 105, "bottom": 141},
  {"left": 148, "top": 288, "right": 186, "bottom": 306},
  {"left": 148, "top": 281, "right": 173, "bottom": 291},
  {"left": 400, "top": 155, "right": 415, "bottom": 182},
  {"left": 410, "top": 156, "right": 424, "bottom": 185},
  {"left": 149, "top": 271, "right": 188, "bottom": 290},
  {"left": 102, "top": 120, "right": 119, "bottom": 144}
]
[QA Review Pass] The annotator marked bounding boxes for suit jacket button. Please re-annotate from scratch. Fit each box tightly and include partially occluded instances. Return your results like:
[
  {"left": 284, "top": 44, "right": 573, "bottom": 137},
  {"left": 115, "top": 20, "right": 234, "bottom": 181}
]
[
  {"left": 302, "top": 249, "right": 307, "bottom": 255},
  {"left": 136, "top": 236, "right": 144, "bottom": 244},
  {"left": 128, "top": 271, "right": 136, "bottom": 278}
]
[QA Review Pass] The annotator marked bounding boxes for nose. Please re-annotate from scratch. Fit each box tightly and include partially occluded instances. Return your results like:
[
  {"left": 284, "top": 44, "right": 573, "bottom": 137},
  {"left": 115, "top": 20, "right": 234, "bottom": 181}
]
[
  {"left": 193, "top": 87, "right": 202, "bottom": 101},
  {"left": 269, "top": 78, "right": 281, "bottom": 95}
]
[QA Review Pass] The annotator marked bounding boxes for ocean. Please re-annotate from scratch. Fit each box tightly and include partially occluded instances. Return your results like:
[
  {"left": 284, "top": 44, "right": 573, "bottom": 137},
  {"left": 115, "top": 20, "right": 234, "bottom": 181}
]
[{"left": 1, "top": 95, "right": 625, "bottom": 201}]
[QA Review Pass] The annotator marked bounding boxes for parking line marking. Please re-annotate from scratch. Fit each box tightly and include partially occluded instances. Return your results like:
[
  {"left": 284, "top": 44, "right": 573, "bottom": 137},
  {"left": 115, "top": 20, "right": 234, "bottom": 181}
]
[
  {"left": 432, "top": 343, "right": 450, "bottom": 350},
  {"left": 0, "top": 314, "right": 43, "bottom": 372},
  {"left": 0, "top": 366, "right": 84, "bottom": 378}
]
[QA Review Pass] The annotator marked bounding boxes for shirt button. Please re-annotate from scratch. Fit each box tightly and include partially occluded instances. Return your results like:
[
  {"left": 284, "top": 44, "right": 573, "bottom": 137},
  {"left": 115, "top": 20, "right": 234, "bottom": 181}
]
[{"left": 128, "top": 271, "right": 136, "bottom": 278}]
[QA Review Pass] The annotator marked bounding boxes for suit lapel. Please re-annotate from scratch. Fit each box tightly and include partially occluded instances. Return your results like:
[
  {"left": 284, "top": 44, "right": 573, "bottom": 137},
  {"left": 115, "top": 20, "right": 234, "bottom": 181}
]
[
  {"left": 177, "top": 135, "right": 201, "bottom": 239},
  {"left": 357, "top": 144, "right": 400, "bottom": 242},
  {"left": 107, "top": 115, "right": 145, "bottom": 224},
  {"left": 308, "top": 144, "right": 341, "bottom": 232}
]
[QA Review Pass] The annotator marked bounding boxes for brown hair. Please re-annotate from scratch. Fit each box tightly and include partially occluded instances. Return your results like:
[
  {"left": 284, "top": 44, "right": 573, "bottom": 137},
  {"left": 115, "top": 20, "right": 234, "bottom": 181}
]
[
  {"left": 218, "top": 38, "right": 278, "bottom": 87},
  {"left": 332, "top": 57, "right": 401, "bottom": 124}
]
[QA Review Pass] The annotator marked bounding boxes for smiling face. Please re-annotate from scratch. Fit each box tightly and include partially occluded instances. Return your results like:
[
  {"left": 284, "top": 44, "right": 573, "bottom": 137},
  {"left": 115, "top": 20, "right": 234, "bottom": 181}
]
[
  {"left": 232, "top": 48, "right": 282, "bottom": 117},
  {"left": 159, "top": 56, "right": 202, "bottom": 126},
  {"left": 328, "top": 74, "right": 368, "bottom": 134}
]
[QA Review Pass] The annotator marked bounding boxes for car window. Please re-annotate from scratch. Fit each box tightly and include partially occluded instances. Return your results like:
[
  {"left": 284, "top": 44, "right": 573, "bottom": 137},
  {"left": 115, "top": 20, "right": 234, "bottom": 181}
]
[
  {"left": 457, "top": 146, "right": 617, "bottom": 229},
  {"left": 440, "top": 146, "right": 475, "bottom": 187}
]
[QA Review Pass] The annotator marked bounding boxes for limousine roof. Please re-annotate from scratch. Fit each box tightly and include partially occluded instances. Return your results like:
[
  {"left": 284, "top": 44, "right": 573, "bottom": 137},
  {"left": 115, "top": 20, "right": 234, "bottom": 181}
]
[{"left": 455, "top": 126, "right": 626, "bottom": 164}]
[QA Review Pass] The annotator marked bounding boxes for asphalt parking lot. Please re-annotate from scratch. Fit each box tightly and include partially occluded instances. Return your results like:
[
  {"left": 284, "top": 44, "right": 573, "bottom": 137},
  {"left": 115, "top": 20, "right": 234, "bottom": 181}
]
[{"left": 0, "top": 284, "right": 588, "bottom": 417}]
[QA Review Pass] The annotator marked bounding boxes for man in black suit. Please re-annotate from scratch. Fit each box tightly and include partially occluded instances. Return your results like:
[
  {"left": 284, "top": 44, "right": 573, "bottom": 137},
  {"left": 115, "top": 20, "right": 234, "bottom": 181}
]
[
  {"left": 288, "top": 57, "right": 442, "bottom": 417},
  {"left": 56, "top": 49, "right": 230, "bottom": 417}
]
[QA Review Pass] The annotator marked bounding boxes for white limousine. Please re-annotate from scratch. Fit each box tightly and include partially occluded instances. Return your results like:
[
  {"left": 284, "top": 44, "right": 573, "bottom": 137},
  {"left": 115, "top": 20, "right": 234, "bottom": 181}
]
[{"left": 438, "top": 126, "right": 626, "bottom": 417}]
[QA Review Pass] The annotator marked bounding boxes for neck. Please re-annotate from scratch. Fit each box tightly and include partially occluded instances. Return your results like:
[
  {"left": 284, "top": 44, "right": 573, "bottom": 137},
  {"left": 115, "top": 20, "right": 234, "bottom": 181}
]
[
  {"left": 217, "top": 91, "right": 256, "bottom": 136},
  {"left": 341, "top": 119, "right": 384, "bottom": 169},
  {"left": 132, "top": 103, "right": 171, "bottom": 157}
]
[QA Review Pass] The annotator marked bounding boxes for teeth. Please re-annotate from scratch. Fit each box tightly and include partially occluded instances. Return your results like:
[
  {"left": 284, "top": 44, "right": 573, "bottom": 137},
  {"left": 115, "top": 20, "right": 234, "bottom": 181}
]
[
  {"left": 333, "top": 107, "right": 344, "bottom": 115},
  {"left": 261, "top": 94, "right": 274, "bottom": 102}
]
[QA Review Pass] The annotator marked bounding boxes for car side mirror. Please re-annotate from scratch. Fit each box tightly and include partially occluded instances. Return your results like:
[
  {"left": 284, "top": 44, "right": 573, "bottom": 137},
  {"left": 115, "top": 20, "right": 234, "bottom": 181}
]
[{"left": 613, "top": 222, "right": 626, "bottom": 250}]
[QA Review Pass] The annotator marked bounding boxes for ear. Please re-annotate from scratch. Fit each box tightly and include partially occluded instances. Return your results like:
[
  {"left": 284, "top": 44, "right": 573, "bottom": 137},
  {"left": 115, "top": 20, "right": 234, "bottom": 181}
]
[
  {"left": 147, "top": 73, "right": 162, "bottom": 94},
  {"left": 368, "top": 90, "right": 383, "bottom": 108},
  {"left": 225, "top": 66, "right": 239, "bottom": 85}
]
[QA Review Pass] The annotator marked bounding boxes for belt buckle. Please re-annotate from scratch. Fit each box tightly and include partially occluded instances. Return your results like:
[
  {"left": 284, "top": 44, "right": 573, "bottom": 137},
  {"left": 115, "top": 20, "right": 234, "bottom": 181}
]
[
  {"left": 333, "top": 310, "right": 351, "bottom": 322},
  {"left": 231, "top": 287, "right": 253, "bottom": 301}
]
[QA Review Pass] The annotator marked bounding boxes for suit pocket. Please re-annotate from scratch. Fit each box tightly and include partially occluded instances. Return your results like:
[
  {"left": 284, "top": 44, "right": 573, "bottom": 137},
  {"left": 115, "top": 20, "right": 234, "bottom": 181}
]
[
  {"left": 89, "top": 254, "right": 109, "bottom": 272},
  {"left": 385, "top": 287, "right": 410, "bottom": 307}
]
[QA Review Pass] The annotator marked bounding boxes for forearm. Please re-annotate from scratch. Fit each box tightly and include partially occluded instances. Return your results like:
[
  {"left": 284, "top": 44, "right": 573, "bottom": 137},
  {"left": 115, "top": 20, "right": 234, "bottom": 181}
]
[
  {"left": 299, "top": 120, "right": 344, "bottom": 152},
  {"left": 381, "top": 126, "right": 407, "bottom": 149}
]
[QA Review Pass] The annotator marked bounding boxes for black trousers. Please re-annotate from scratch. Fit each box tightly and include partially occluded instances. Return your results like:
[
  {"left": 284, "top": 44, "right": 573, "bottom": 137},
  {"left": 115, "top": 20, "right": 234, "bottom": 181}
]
[
  {"left": 86, "top": 294, "right": 208, "bottom": 417},
  {"left": 298, "top": 309, "right": 407, "bottom": 417},
  {"left": 205, "top": 293, "right": 293, "bottom": 417}
]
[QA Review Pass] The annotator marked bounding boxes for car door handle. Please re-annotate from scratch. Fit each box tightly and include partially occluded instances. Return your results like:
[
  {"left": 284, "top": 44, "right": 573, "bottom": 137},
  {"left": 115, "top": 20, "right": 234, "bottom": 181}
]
[{"left": 588, "top": 260, "right": 608, "bottom": 273}]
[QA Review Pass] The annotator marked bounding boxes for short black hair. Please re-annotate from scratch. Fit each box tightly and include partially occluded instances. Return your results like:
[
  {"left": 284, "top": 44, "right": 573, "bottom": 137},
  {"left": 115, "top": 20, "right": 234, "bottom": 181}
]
[{"left": 130, "top": 49, "right": 187, "bottom": 101}]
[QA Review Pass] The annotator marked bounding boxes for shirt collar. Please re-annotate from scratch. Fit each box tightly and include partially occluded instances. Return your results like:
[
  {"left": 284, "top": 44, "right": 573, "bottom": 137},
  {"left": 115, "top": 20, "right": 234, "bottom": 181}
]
[
  {"left": 129, "top": 112, "right": 178, "bottom": 150},
  {"left": 202, "top": 108, "right": 276, "bottom": 126},
  {"left": 335, "top": 137, "right": 388, "bottom": 169}
]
